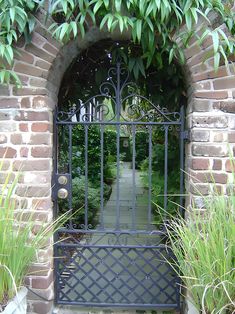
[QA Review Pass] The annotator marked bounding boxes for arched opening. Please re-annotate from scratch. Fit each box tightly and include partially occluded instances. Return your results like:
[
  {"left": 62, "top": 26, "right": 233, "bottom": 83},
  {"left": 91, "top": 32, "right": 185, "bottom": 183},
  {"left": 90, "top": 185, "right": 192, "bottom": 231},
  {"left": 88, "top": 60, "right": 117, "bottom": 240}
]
[{"left": 53, "top": 39, "right": 187, "bottom": 310}]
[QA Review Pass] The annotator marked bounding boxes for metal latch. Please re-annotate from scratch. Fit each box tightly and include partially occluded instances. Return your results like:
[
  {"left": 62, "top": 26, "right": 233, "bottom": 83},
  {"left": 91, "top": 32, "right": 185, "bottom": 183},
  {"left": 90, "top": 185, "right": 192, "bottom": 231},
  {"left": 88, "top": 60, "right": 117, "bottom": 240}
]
[{"left": 52, "top": 173, "right": 71, "bottom": 201}]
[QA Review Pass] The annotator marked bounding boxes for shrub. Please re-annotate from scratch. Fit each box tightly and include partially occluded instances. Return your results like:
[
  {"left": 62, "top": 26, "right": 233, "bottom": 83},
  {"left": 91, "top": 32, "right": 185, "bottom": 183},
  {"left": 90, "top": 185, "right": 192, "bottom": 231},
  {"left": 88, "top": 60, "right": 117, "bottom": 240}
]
[{"left": 166, "top": 168, "right": 235, "bottom": 313}]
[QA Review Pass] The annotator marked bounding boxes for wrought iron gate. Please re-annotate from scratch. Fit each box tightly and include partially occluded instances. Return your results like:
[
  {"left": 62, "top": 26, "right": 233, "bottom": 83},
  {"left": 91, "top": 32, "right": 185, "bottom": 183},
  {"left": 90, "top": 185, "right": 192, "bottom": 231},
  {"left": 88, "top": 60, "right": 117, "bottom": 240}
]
[{"left": 53, "top": 62, "right": 186, "bottom": 311}]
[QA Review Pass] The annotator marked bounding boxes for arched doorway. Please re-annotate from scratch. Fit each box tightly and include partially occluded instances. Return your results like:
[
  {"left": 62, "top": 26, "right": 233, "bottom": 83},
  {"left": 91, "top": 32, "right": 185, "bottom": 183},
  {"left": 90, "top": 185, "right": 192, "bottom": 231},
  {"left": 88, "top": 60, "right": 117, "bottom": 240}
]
[{"left": 52, "top": 40, "right": 187, "bottom": 311}]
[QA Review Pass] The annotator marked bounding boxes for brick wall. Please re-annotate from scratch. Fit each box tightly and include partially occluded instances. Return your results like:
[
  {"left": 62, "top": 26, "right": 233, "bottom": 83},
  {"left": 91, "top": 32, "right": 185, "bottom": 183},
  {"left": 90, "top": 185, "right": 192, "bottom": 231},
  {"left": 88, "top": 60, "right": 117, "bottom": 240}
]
[{"left": 0, "top": 7, "right": 234, "bottom": 314}]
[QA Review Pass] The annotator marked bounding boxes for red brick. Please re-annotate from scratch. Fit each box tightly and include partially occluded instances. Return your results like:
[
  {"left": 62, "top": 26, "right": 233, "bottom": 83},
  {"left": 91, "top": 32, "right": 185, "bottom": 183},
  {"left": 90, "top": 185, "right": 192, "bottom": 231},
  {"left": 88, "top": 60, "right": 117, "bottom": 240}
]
[
  {"left": 19, "top": 123, "right": 29, "bottom": 132},
  {"left": 32, "top": 96, "right": 54, "bottom": 109},
  {"left": 228, "top": 132, "right": 235, "bottom": 142},
  {"left": 0, "top": 98, "right": 20, "bottom": 108},
  {"left": 35, "top": 60, "right": 51, "bottom": 71},
  {"left": 192, "top": 66, "right": 228, "bottom": 82},
  {"left": 213, "top": 101, "right": 235, "bottom": 113},
  {"left": 192, "top": 144, "right": 228, "bottom": 157},
  {"left": 11, "top": 134, "right": 22, "bottom": 144},
  {"left": 15, "top": 50, "right": 34, "bottom": 64},
  {"left": 191, "top": 158, "right": 210, "bottom": 170},
  {"left": 20, "top": 147, "right": 29, "bottom": 158},
  {"left": 43, "top": 43, "right": 58, "bottom": 56},
  {"left": 14, "top": 62, "right": 47, "bottom": 78},
  {"left": 31, "top": 123, "right": 51, "bottom": 132},
  {"left": 194, "top": 91, "right": 228, "bottom": 99},
  {"left": 31, "top": 32, "right": 47, "bottom": 47},
  {"left": 32, "top": 301, "right": 53, "bottom": 314},
  {"left": 213, "top": 76, "right": 235, "bottom": 90},
  {"left": 30, "top": 134, "right": 51, "bottom": 145},
  {"left": 32, "top": 198, "right": 52, "bottom": 211},
  {"left": 192, "top": 172, "right": 228, "bottom": 184},
  {"left": 192, "top": 116, "right": 227, "bottom": 128},
  {"left": 25, "top": 43, "right": 54, "bottom": 63},
  {"left": 213, "top": 159, "right": 222, "bottom": 170},
  {"left": 15, "top": 111, "right": 49, "bottom": 121},
  {"left": 21, "top": 97, "right": 31, "bottom": 108},
  {"left": 13, "top": 87, "right": 48, "bottom": 96},
  {"left": 32, "top": 271, "right": 53, "bottom": 289},
  {"left": 13, "top": 160, "right": 50, "bottom": 171},
  {"left": 0, "top": 147, "right": 17, "bottom": 158},
  {"left": 16, "top": 185, "right": 50, "bottom": 198},
  {"left": 225, "top": 160, "right": 235, "bottom": 172},
  {"left": 30, "top": 78, "right": 47, "bottom": 88},
  {"left": 31, "top": 147, "right": 52, "bottom": 158},
  {"left": 190, "top": 184, "right": 209, "bottom": 195}
]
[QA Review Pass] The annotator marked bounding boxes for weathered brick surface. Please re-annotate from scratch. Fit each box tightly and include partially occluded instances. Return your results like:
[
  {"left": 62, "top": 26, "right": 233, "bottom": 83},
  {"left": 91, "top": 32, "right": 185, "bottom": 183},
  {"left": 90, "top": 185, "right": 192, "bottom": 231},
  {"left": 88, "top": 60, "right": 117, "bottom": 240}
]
[
  {"left": 0, "top": 98, "right": 20, "bottom": 108},
  {"left": 213, "top": 76, "right": 235, "bottom": 90},
  {"left": 31, "top": 123, "right": 52, "bottom": 132},
  {"left": 21, "top": 97, "right": 31, "bottom": 108},
  {"left": 191, "top": 116, "right": 227, "bottom": 128},
  {"left": 213, "top": 159, "right": 222, "bottom": 170},
  {"left": 14, "top": 62, "right": 48, "bottom": 78},
  {"left": 32, "top": 300, "right": 53, "bottom": 314},
  {"left": 0, "top": 147, "right": 17, "bottom": 158},
  {"left": 13, "top": 87, "right": 48, "bottom": 96},
  {"left": 192, "top": 144, "right": 228, "bottom": 157},
  {"left": 15, "top": 111, "right": 50, "bottom": 121},
  {"left": 194, "top": 91, "right": 228, "bottom": 99},
  {"left": 31, "top": 147, "right": 52, "bottom": 158},
  {"left": 191, "top": 158, "right": 210, "bottom": 170},
  {"left": 13, "top": 160, "right": 51, "bottom": 171},
  {"left": 191, "top": 130, "right": 210, "bottom": 142},
  {"left": 192, "top": 171, "right": 228, "bottom": 184}
]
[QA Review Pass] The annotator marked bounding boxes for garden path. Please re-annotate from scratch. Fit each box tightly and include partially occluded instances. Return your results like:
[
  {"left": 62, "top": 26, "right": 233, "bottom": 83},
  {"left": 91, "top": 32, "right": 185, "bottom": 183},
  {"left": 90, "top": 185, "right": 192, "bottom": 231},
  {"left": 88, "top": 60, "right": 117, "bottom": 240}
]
[
  {"left": 99, "top": 161, "right": 149, "bottom": 230},
  {"left": 56, "top": 163, "right": 176, "bottom": 313}
]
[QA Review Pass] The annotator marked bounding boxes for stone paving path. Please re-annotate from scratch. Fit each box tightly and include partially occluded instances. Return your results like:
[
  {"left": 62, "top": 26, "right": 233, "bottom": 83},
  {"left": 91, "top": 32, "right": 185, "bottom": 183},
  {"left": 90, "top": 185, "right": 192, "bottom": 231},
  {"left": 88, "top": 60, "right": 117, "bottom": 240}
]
[{"left": 99, "top": 162, "right": 149, "bottom": 230}]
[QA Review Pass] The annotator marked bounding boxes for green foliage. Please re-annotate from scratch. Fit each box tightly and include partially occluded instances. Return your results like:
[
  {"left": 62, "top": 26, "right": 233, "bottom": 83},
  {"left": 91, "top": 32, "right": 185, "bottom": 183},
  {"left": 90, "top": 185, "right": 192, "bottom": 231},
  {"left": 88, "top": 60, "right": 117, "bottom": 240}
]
[
  {"left": 141, "top": 134, "right": 180, "bottom": 223},
  {"left": 48, "top": 0, "right": 235, "bottom": 73},
  {"left": 166, "top": 166, "right": 235, "bottom": 313},
  {"left": 0, "top": 0, "right": 39, "bottom": 85},
  {"left": 0, "top": 0, "right": 235, "bottom": 84},
  {"left": 58, "top": 125, "right": 117, "bottom": 226},
  {"left": 134, "top": 130, "right": 149, "bottom": 169},
  {"left": 59, "top": 41, "right": 186, "bottom": 113},
  {"left": 59, "top": 176, "right": 111, "bottom": 226}
]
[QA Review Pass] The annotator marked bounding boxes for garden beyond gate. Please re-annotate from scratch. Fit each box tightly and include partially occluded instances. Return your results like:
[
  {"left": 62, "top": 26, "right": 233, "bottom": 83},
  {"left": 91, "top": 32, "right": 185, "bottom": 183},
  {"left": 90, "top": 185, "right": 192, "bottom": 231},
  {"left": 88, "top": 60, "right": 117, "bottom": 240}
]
[{"left": 53, "top": 61, "right": 186, "bottom": 311}]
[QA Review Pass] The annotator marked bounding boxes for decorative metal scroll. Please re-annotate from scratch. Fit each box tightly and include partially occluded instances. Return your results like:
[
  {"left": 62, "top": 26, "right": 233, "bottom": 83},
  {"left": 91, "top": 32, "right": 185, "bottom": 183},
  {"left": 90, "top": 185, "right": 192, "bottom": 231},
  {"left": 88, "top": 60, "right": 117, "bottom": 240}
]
[{"left": 56, "top": 62, "right": 181, "bottom": 123}]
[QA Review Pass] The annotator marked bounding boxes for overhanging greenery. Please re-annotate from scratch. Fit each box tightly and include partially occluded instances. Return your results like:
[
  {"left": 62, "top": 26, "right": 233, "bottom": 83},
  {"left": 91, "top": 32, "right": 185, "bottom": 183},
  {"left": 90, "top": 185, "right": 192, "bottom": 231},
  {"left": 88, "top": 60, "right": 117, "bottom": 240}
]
[{"left": 0, "top": 0, "right": 235, "bottom": 85}]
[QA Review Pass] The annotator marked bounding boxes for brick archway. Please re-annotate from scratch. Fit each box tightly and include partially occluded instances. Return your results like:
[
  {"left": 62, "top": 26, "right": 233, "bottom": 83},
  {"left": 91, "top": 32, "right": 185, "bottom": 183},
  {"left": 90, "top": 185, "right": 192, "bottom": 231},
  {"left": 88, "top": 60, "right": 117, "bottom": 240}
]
[{"left": 0, "top": 7, "right": 234, "bottom": 314}]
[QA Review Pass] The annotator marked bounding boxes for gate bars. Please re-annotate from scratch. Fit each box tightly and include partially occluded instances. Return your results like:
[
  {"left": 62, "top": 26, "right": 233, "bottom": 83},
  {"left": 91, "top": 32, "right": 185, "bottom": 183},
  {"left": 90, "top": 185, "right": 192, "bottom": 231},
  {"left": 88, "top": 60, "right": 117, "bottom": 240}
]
[{"left": 53, "top": 61, "right": 187, "bottom": 311}]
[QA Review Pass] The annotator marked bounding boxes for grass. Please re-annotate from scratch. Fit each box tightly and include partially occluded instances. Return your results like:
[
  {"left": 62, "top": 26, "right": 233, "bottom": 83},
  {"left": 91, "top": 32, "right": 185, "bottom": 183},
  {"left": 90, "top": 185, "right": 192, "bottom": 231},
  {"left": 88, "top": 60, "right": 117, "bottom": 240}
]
[
  {"left": 164, "top": 165, "right": 235, "bottom": 313},
  {"left": 0, "top": 164, "right": 71, "bottom": 308}
]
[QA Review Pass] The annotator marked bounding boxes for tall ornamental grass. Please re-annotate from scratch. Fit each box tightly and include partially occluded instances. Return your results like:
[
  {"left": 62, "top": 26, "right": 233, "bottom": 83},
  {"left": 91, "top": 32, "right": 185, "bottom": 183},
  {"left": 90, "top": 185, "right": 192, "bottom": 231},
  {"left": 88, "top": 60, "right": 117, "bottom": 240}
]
[
  {"left": 166, "top": 166, "right": 235, "bottom": 313},
  {"left": 0, "top": 166, "right": 70, "bottom": 308}
]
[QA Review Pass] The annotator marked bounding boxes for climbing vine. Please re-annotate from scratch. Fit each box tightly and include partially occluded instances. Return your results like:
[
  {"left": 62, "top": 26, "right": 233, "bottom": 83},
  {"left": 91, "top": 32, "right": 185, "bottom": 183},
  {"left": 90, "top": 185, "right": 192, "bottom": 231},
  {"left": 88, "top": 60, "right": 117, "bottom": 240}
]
[{"left": 0, "top": 0, "right": 235, "bottom": 85}]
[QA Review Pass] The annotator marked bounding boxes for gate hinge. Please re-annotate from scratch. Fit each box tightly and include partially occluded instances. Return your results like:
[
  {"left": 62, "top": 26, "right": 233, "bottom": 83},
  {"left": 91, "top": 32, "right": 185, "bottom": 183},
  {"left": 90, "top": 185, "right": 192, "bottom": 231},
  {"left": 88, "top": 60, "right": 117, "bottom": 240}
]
[{"left": 180, "top": 130, "right": 189, "bottom": 140}]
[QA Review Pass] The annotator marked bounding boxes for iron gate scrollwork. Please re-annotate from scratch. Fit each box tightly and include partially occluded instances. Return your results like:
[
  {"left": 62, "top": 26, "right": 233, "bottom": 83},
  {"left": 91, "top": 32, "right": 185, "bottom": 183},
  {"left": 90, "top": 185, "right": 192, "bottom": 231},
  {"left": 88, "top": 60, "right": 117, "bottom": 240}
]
[{"left": 53, "top": 61, "right": 186, "bottom": 311}]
